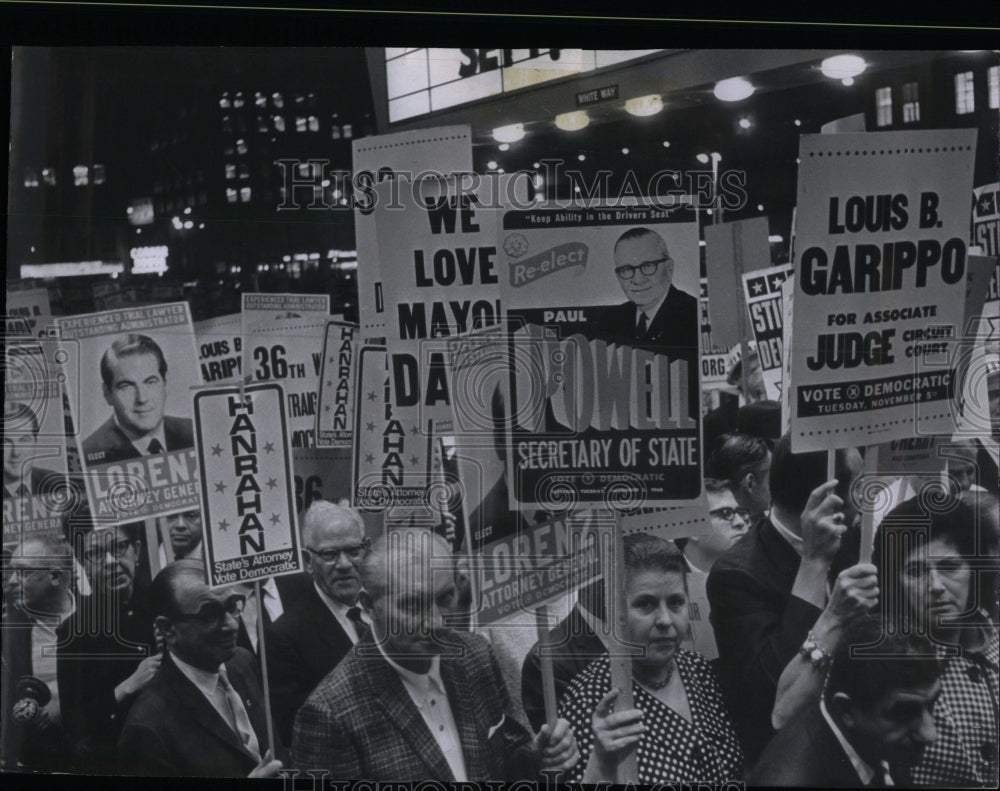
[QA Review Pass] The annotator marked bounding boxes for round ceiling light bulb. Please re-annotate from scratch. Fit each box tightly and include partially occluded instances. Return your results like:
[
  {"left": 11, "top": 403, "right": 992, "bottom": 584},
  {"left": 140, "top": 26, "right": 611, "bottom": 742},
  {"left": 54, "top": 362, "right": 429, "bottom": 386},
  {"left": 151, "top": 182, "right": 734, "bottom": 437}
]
[
  {"left": 492, "top": 123, "right": 525, "bottom": 143},
  {"left": 820, "top": 54, "right": 867, "bottom": 80},
  {"left": 555, "top": 110, "right": 590, "bottom": 131},
  {"left": 624, "top": 94, "right": 663, "bottom": 116},
  {"left": 713, "top": 77, "right": 754, "bottom": 102}
]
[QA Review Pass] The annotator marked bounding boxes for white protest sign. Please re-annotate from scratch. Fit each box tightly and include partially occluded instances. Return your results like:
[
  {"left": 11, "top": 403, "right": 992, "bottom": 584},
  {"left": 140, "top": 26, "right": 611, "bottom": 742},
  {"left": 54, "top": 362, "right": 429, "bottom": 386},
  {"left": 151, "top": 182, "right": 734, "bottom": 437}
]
[
  {"left": 56, "top": 303, "right": 202, "bottom": 521},
  {"left": 5, "top": 287, "right": 52, "bottom": 339},
  {"left": 194, "top": 382, "right": 301, "bottom": 586},
  {"left": 316, "top": 320, "right": 358, "bottom": 448},
  {"left": 498, "top": 202, "right": 705, "bottom": 513},
  {"left": 972, "top": 182, "right": 999, "bottom": 256},
  {"left": 244, "top": 315, "right": 328, "bottom": 448},
  {"left": 353, "top": 125, "right": 472, "bottom": 342},
  {"left": 789, "top": 129, "right": 977, "bottom": 452},
  {"left": 195, "top": 313, "right": 243, "bottom": 383},
  {"left": 742, "top": 265, "right": 793, "bottom": 401}
]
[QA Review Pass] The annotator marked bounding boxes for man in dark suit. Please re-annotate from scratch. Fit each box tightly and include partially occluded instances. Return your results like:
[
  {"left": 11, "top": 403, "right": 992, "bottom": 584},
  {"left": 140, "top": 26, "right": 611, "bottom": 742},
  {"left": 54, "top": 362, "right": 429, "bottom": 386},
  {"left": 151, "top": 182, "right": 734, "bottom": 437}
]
[
  {"left": 82, "top": 334, "right": 193, "bottom": 466},
  {"left": 58, "top": 522, "right": 159, "bottom": 774},
  {"left": 596, "top": 226, "right": 699, "bottom": 353},
  {"left": 292, "top": 527, "right": 578, "bottom": 781},
  {"left": 749, "top": 617, "right": 941, "bottom": 787},
  {"left": 265, "top": 500, "right": 370, "bottom": 743},
  {"left": 521, "top": 578, "right": 607, "bottom": 732},
  {"left": 1, "top": 534, "right": 78, "bottom": 772},
  {"left": 116, "top": 559, "right": 283, "bottom": 777},
  {"left": 707, "top": 433, "right": 875, "bottom": 762}
]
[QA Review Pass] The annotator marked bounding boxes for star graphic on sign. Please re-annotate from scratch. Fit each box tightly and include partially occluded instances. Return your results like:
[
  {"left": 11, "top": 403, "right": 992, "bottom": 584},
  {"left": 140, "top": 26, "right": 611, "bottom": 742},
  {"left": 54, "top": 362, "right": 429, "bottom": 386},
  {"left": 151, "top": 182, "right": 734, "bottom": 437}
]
[
  {"left": 410, "top": 455, "right": 420, "bottom": 467},
  {"left": 264, "top": 441, "right": 275, "bottom": 454},
  {"left": 214, "top": 481, "right": 228, "bottom": 494},
  {"left": 328, "top": 355, "right": 336, "bottom": 364},
  {"left": 410, "top": 425, "right": 421, "bottom": 435},
  {"left": 769, "top": 274, "right": 786, "bottom": 292},
  {"left": 210, "top": 444, "right": 224, "bottom": 457},
  {"left": 218, "top": 519, "right": 230, "bottom": 532},
  {"left": 324, "top": 404, "right": 331, "bottom": 413},
  {"left": 270, "top": 513, "right": 282, "bottom": 526},
  {"left": 266, "top": 477, "right": 278, "bottom": 490},
  {"left": 325, "top": 380, "right": 332, "bottom": 387},
  {"left": 366, "top": 421, "right": 376, "bottom": 432},
  {"left": 367, "top": 390, "right": 377, "bottom": 401},
  {"left": 750, "top": 280, "right": 765, "bottom": 295},
  {"left": 977, "top": 191, "right": 996, "bottom": 216},
  {"left": 364, "top": 453, "right": 375, "bottom": 464}
]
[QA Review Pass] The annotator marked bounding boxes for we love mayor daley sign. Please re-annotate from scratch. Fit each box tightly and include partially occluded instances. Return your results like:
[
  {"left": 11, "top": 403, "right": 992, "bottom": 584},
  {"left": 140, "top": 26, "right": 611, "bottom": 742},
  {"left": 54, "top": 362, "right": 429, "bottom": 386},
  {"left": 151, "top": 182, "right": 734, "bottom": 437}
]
[{"left": 195, "top": 382, "right": 302, "bottom": 587}]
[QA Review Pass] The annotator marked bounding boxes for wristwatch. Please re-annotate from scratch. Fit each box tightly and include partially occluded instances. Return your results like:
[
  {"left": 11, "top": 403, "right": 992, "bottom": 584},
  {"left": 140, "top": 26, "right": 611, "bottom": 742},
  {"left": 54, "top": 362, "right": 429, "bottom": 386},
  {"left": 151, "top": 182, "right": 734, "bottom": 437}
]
[{"left": 798, "top": 631, "right": 832, "bottom": 670}]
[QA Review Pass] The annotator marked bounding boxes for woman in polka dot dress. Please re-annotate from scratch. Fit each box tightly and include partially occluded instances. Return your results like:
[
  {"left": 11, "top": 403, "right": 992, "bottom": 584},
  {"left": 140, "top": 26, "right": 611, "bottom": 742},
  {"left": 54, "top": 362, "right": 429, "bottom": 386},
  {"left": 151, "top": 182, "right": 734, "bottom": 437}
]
[{"left": 559, "top": 534, "right": 744, "bottom": 783}]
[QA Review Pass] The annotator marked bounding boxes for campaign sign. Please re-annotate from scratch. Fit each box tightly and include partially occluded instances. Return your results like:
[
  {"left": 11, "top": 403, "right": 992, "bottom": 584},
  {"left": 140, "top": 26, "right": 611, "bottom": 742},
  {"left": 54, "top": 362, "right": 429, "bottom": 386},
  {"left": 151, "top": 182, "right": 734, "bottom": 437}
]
[
  {"left": 972, "top": 182, "right": 999, "bottom": 256},
  {"left": 475, "top": 509, "right": 612, "bottom": 626},
  {"left": 353, "top": 125, "right": 472, "bottom": 342},
  {"left": 316, "top": 320, "right": 358, "bottom": 448},
  {"left": 293, "top": 447, "right": 382, "bottom": 537},
  {"left": 742, "top": 265, "right": 793, "bottom": 401},
  {"left": 6, "top": 287, "right": 52, "bottom": 339},
  {"left": 244, "top": 316, "right": 328, "bottom": 448},
  {"left": 704, "top": 217, "right": 771, "bottom": 353},
  {"left": 194, "top": 382, "right": 301, "bottom": 586},
  {"left": 352, "top": 344, "right": 430, "bottom": 512},
  {"left": 789, "top": 130, "right": 977, "bottom": 451},
  {"left": 498, "top": 203, "right": 703, "bottom": 510},
  {"left": 3, "top": 376, "right": 71, "bottom": 548},
  {"left": 195, "top": 313, "right": 243, "bottom": 383},
  {"left": 56, "top": 303, "right": 202, "bottom": 521}
]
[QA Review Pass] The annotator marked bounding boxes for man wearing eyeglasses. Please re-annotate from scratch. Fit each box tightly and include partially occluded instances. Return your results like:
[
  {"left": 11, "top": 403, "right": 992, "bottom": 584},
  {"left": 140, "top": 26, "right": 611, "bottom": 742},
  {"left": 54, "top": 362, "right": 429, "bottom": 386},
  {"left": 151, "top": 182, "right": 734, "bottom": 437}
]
[
  {"left": 117, "top": 559, "right": 284, "bottom": 777},
  {"left": 597, "top": 227, "right": 699, "bottom": 354},
  {"left": 676, "top": 478, "right": 751, "bottom": 573},
  {"left": 1, "top": 533, "right": 78, "bottom": 772},
  {"left": 57, "top": 522, "right": 159, "bottom": 773},
  {"left": 265, "top": 500, "right": 371, "bottom": 744}
]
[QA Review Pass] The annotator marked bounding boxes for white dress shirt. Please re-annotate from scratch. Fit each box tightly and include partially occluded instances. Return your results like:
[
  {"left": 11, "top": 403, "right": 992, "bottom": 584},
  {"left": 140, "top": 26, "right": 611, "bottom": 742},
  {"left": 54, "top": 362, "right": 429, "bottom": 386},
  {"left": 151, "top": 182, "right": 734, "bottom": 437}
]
[
  {"left": 820, "top": 696, "right": 893, "bottom": 785},
  {"left": 376, "top": 643, "right": 468, "bottom": 781}
]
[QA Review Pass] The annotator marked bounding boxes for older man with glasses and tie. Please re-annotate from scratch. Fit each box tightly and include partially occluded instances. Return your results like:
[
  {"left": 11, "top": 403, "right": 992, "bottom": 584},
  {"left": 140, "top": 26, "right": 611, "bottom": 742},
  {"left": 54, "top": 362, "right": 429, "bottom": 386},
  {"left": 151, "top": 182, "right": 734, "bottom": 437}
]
[
  {"left": 116, "top": 558, "right": 283, "bottom": 777},
  {"left": 264, "top": 500, "right": 371, "bottom": 744}
]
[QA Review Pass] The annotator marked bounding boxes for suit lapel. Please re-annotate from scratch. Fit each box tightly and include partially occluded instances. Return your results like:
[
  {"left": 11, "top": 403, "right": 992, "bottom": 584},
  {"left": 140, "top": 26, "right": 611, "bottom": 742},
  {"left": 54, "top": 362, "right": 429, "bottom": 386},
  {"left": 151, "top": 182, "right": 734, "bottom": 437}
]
[
  {"left": 226, "top": 657, "right": 269, "bottom": 752},
  {"left": 163, "top": 656, "right": 257, "bottom": 762},
  {"left": 441, "top": 651, "right": 488, "bottom": 780},
  {"left": 368, "top": 648, "right": 455, "bottom": 780}
]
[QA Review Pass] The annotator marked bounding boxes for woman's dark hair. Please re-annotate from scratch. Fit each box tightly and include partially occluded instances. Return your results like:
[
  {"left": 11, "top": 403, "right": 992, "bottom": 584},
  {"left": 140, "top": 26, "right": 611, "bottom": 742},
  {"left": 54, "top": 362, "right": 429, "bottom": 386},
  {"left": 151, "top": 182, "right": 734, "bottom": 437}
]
[
  {"left": 623, "top": 533, "right": 687, "bottom": 582},
  {"left": 873, "top": 493, "right": 984, "bottom": 620}
]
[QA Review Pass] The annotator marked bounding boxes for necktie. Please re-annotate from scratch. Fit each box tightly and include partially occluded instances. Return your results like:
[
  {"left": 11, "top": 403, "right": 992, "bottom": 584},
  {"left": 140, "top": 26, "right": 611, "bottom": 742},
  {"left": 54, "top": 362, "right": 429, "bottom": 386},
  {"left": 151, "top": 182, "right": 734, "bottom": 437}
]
[
  {"left": 217, "top": 666, "right": 261, "bottom": 760},
  {"left": 636, "top": 311, "right": 649, "bottom": 340},
  {"left": 346, "top": 606, "right": 365, "bottom": 641},
  {"left": 147, "top": 438, "right": 164, "bottom": 454}
]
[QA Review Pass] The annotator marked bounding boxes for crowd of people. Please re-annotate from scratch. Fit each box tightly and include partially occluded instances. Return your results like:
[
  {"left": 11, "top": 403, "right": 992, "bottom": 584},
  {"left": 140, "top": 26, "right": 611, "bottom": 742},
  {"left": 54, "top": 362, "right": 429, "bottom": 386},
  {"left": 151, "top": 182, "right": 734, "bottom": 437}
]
[{"left": 2, "top": 413, "right": 998, "bottom": 785}]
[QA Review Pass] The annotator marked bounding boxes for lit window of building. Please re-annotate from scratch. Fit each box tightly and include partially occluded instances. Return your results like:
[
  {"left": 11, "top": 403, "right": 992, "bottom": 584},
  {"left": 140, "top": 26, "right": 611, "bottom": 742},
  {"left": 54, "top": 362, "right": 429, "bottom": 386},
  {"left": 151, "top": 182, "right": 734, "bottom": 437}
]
[
  {"left": 73, "top": 165, "right": 89, "bottom": 186},
  {"left": 875, "top": 86, "right": 892, "bottom": 127},
  {"left": 308, "top": 116, "right": 319, "bottom": 132},
  {"left": 236, "top": 138, "right": 247, "bottom": 155},
  {"left": 240, "top": 187, "right": 251, "bottom": 203},
  {"left": 989, "top": 66, "right": 999, "bottom": 109},
  {"left": 296, "top": 116, "right": 308, "bottom": 132},
  {"left": 342, "top": 124, "right": 353, "bottom": 139},
  {"left": 257, "top": 116, "right": 269, "bottom": 132},
  {"left": 222, "top": 116, "right": 232, "bottom": 133},
  {"left": 220, "top": 92, "right": 231, "bottom": 109},
  {"left": 272, "top": 92, "right": 284, "bottom": 108},
  {"left": 225, "top": 163, "right": 236, "bottom": 180},
  {"left": 295, "top": 94, "right": 305, "bottom": 106},
  {"left": 297, "top": 163, "right": 313, "bottom": 178},
  {"left": 955, "top": 71, "right": 975, "bottom": 114},
  {"left": 234, "top": 91, "right": 245, "bottom": 109},
  {"left": 273, "top": 115, "right": 285, "bottom": 132},
  {"left": 226, "top": 187, "right": 238, "bottom": 203},
  {"left": 331, "top": 124, "right": 341, "bottom": 140},
  {"left": 902, "top": 82, "right": 920, "bottom": 123},
  {"left": 24, "top": 168, "right": 39, "bottom": 187},
  {"left": 255, "top": 92, "right": 267, "bottom": 109},
  {"left": 239, "top": 163, "right": 249, "bottom": 180}
]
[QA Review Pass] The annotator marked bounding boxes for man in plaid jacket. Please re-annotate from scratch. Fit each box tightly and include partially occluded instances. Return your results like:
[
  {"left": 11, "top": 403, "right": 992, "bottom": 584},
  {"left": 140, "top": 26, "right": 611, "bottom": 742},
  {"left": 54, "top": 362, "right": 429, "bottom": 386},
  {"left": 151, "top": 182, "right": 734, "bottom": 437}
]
[{"left": 291, "top": 527, "right": 579, "bottom": 781}]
